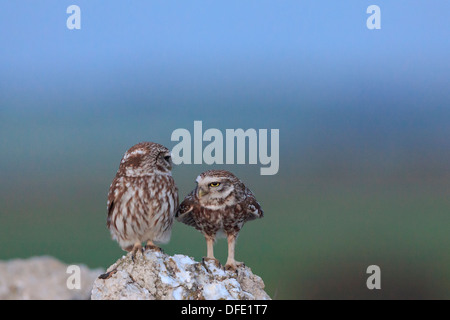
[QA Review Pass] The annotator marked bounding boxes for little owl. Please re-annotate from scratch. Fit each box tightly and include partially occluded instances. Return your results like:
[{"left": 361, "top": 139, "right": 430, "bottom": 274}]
[
  {"left": 176, "top": 170, "right": 263, "bottom": 270},
  {"left": 107, "top": 142, "right": 178, "bottom": 260}
]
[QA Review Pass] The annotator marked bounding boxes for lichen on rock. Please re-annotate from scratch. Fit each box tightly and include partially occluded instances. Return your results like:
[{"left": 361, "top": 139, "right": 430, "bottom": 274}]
[{"left": 91, "top": 250, "right": 271, "bottom": 300}]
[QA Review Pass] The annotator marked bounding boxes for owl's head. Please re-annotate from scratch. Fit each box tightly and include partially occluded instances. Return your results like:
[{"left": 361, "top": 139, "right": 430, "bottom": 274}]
[
  {"left": 194, "top": 170, "right": 244, "bottom": 206},
  {"left": 118, "top": 142, "right": 173, "bottom": 176}
]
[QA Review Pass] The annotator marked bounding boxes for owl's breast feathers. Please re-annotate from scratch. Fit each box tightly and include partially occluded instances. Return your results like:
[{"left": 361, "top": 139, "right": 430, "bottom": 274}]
[{"left": 107, "top": 174, "right": 178, "bottom": 243}]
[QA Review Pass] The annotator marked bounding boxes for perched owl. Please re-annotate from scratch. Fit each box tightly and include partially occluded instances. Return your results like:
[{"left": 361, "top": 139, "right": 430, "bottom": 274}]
[
  {"left": 107, "top": 142, "right": 178, "bottom": 260},
  {"left": 176, "top": 170, "right": 263, "bottom": 270}
]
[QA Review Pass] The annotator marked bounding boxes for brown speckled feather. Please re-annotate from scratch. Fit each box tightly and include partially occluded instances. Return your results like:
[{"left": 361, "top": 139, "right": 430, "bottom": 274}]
[
  {"left": 175, "top": 190, "right": 198, "bottom": 228},
  {"left": 175, "top": 170, "right": 263, "bottom": 269},
  {"left": 106, "top": 142, "right": 178, "bottom": 251},
  {"left": 241, "top": 187, "right": 263, "bottom": 222},
  {"left": 176, "top": 170, "right": 263, "bottom": 236}
]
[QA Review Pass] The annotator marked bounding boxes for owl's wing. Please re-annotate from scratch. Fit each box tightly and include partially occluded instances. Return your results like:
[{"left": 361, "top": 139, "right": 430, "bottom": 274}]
[
  {"left": 106, "top": 200, "right": 114, "bottom": 229},
  {"left": 242, "top": 187, "right": 264, "bottom": 221},
  {"left": 176, "top": 190, "right": 198, "bottom": 227},
  {"left": 106, "top": 178, "right": 117, "bottom": 229}
]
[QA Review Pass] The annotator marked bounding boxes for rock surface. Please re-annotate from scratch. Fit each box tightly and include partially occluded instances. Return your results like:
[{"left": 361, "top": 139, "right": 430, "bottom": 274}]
[
  {"left": 91, "top": 250, "right": 271, "bottom": 300},
  {"left": 0, "top": 256, "right": 103, "bottom": 300}
]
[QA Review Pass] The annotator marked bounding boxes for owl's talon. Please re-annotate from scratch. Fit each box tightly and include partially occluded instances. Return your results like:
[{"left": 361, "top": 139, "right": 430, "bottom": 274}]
[
  {"left": 130, "top": 243, "right": 143, "bottom": 263},
  {"left": 224, "top": 264, "right": 235, "bottom": 271},
  {"left": 140, "top": 247, "right": 148, "bottom": 260},
  {"left": 202, "top": 257, "right": 221, "bottom": 269},
  {"left": 225, "top": 261, "right": 244, "bottom": 272},
  {"left": 145, "top": 244, "right": 163, "bottom": 253},
  {"left": 201, "top": 257, "right": 210, "bottom": 273}
]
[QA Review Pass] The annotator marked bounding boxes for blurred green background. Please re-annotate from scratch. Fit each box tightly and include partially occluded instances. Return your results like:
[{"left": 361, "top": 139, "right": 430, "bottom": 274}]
[{"left": 1, "top": 1, "right": 449, "bottom": 299}]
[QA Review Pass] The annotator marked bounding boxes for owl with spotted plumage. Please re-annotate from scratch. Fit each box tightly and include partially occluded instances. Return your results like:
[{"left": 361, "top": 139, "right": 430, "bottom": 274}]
[
  {"left": 107, "top": 142, "right": 178, "bottom": 259},
  {"left": 176, "top": 170, "right": 263, "bottom": 270}
]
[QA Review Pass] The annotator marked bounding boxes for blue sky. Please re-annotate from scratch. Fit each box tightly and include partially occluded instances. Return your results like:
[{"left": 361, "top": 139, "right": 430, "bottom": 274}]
[{"left": 1, "top": 1, "right": 448, "bottom": 111}]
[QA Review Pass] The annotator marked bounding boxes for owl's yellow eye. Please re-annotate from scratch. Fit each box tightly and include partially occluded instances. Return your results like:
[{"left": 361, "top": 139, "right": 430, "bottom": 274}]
[{"left": 209, "top": 182, "right": 220, "bottom": 187}]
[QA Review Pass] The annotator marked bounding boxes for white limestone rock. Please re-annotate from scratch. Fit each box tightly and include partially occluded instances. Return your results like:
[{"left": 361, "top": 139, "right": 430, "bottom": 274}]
[{"left": 91, "top": 251, "right": 271, "bottom": 300}]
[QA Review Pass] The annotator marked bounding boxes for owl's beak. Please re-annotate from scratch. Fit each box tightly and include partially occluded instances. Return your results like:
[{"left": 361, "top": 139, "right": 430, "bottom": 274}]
[{"left": 197, "top": 187, "right": 208, "bottom": 198}]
